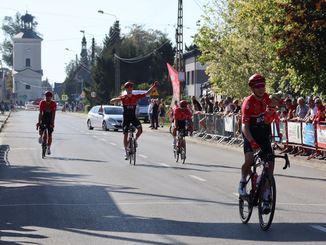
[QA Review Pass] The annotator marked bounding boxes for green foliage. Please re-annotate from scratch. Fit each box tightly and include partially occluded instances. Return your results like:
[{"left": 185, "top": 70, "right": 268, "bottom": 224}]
[{"left": 195, "top": 0, "right": 326, "bottom": 98}]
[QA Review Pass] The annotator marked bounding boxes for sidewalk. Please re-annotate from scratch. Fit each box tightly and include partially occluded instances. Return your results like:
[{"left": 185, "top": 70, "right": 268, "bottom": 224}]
[{"left": 143, "top": 123, "right": 326, "bottom": 171}]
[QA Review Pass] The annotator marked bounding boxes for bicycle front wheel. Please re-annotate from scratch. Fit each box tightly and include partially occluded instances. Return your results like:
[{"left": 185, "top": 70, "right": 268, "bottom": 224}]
[
  {"left": 132, "top": 139, "right": 136, "bottom": 165},
  {"left": 181, "top": 139, "right": 186, "bottom": 164},
  {"left": 258, "top": 174, "right": 276, "bottom": 231},
  {"left": 42, "top": 143, "right": 47, "bottom": 159},
  {"left": 239, "top": 178, "right": 253, "bottom": 224}
]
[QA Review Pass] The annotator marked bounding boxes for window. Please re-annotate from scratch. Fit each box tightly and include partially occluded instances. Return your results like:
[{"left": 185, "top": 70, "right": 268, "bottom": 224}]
[
  {"left": 25, "top": 58, "right": 31, "bottom": 67},
  {"left": 186, "top": 72, "right": 190, "bottom": 85},
  {"left": 191, "top": 71, "right": 195, "bottom": 85},
  {"left": 25, "top": 85, "right": 31, "bottom": 90}
]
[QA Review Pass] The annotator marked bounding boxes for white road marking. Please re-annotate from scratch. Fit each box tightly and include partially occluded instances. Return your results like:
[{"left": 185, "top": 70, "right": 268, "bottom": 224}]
[
  {"left": 158, "top": 163, "right": 170, "bottom": 167},
  {"left": 233, "top": 193, "right": 239, "bottom": 197},
  {"left": 189, "top": 175, "right": 206, "bottom": 182},
  {"left": 99, "top": 139, "right": 106, "bottom": 142},
  {"left": 310, "top": 225, "right": 326, "bottom": 233},
  {"left": 110, "top": 142, "right": 117, "bottom": 146},
  {"left": 139, "top": 154, "right": 148, "bottom": 159},
  {"left": 11, "top": 148, "right": 37, "bottom": 150}
]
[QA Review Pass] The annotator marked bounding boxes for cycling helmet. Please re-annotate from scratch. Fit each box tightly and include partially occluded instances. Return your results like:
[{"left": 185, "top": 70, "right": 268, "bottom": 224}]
[
  {"left": 124, "top": 81, "right": 134, "bottom": 88},
  {"left": 180, "top": 100, "right": 188, "bottom": 108},
  {"left": 248, "top": 73, "right": 265, "bottom": 87},
  {"left": 44, "top": 91, "right": 53, "bottom": 97}
]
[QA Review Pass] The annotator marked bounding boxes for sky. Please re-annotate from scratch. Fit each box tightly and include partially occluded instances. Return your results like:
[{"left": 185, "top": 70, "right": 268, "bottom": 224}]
[{"left": 0, "top": 0, "right": 206, "bottom": 85}]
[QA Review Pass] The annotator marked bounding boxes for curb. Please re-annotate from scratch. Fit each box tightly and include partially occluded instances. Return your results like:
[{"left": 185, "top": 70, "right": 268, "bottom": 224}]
[{"left": 0, "top": 111, "right": 11, "bottom": 132}]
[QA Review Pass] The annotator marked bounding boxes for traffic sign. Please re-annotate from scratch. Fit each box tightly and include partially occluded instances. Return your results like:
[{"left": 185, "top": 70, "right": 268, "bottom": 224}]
[
  {"left": 150, "top": 88, "right": 159, "bottom": 97},
  {"left": 61, "top": 94, "right": 68, "bottom": 101}
]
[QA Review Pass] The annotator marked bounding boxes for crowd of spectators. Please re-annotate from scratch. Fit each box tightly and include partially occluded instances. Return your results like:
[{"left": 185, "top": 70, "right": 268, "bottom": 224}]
[{"left": 189, "top": 93, "right": 326, "bottom": 160}]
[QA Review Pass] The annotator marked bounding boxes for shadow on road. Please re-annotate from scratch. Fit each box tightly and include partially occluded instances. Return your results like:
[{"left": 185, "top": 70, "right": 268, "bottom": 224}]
[
  {"left": 47, "top": 156, "right": 108, "bottom": 163},
  {"left": 0, "top": 148, "right": 325, "bottom": 244}
]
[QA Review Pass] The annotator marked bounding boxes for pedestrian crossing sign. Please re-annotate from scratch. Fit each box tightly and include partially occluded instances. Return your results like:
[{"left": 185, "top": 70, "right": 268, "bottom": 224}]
[{"left": 151, "top": 88, "right": 159, "bottom": 97}]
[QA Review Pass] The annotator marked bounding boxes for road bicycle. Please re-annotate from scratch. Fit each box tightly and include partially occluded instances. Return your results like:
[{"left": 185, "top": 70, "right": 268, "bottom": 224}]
[
  {"left": 127, "top": 124, "right": 137, "bottom": 165},
  {"left": 37, "top": 124, "right": 49, "bottom": 159},
  {"left": 239, "top": 150, "right": 290, "bottom": 231},
  {"left": 174, "top": 128, "right": 187, "bottom": 164}
]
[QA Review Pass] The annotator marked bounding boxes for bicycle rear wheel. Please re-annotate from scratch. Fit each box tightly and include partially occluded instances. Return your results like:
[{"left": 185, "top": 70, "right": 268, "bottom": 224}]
[
  {"left": 129, "top": 139, "right": 133, "bottom": 165},
  {"left": 258, "top": 174, "right": 276, "bottom": 231},
  {"left": 239, "top": 179, "right": 253, "bottom": 224}
]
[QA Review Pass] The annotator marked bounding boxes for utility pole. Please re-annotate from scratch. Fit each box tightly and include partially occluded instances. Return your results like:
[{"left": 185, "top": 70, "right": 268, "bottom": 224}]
[{"left": 175, "top": 0, "right": 184, "bottom": 99}]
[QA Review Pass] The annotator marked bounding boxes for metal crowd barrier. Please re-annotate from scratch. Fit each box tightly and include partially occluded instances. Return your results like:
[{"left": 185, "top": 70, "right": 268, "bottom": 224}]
[
  {"left": 192, "top": 113, "right": 326, "bottom": 160},
  {"left": 193, "top": 113, "right": 243, "bottom": 145}
]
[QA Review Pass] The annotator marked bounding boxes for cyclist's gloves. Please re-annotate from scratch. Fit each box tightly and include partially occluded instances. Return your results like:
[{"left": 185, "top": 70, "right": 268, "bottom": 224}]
[{"left": 250, "top": 140, "right": 260, "bottom": 150}]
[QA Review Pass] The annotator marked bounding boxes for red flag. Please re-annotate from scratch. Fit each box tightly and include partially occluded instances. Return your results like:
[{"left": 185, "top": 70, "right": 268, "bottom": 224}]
[{"left": 167, "top": 63, "right": 180, "bottom": 101}]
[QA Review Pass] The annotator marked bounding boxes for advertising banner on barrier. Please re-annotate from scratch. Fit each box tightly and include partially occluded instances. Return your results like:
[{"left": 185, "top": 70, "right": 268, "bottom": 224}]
[
  {"left": 316, "top": 124, "right": 326, "bottom": 149},
  {"left": 302, "top": 123, "right": 315, "bottom": 147},
  {"left": 279, "top": 122, "right": 287, "bottom": 143},
  {"left": 224, "top": 116, "right": 234, "bottom": 132},
  {"left": 287, "top": 122, "right": 302, "bottom": 144}
]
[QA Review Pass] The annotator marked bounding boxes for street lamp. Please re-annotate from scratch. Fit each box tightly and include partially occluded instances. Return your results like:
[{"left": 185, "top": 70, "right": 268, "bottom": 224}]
[
  {"left": 98, "top": 9, "right": 120, "bottom": 96},
  {"left": 97, "top": 10, "right": 117, "bottom": 21}
]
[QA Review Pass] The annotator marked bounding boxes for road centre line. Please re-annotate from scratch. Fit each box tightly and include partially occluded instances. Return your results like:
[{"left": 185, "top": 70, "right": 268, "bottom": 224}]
[
  {"left": 158, "top": 163, "right": 170, "bottom": 167},
  {"left": 310, "top": 225, "right": 326, "bottom": 233},
  {"left": 139, "top": 154, "right": 148, "bottom": 159},
  {"left": 189, "top": 175, "right": 206, "bottom": 182}
]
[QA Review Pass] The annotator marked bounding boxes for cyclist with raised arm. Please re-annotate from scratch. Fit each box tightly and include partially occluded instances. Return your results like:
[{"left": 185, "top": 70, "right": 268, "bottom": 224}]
[
  {"left": 172, "top": 100, "right": 193, "bottom": 147},
  {"left": 238, "top": 74, "right": 273, "bottom": 214},
  {"left": 37, "top": 91, "right": 57, "bottom": 155},
  {"left": 110, "top": 81, "right": 158, "bottom": 160}
]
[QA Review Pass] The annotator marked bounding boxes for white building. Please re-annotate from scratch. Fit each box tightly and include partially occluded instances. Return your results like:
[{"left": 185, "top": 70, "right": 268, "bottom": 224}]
[
  {"left": 12, "top": 13, "right": 43, "bottom": 103},
  {"left": 184, "top": 47, "right": 209, "bottom": 98}
]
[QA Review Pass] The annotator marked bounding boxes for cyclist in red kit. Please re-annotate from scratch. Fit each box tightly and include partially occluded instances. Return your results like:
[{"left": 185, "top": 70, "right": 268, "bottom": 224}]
[
  {"left": 37, "top": 91, "right": 57, "bottom": 155},
  {"left": 238, "top": 73, "right": 274, "bottom": 214},
  {"left": 111, "top": 81, "right": 158, "bottom": 160},
  {"left": 172, "top": 100, "right": 193, "bottom": 146}
]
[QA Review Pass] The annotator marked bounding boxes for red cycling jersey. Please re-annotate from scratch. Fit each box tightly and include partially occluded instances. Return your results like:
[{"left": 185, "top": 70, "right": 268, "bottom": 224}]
[
  {"left": 174, "top": 107, "right": 192, "bottom": 121},
  {"left": 119, "top": 93, "right": 146, "bottom": 115},
  {"left": 242, "top": 93, "right": 271, "bottom": 126},
  {"left": 39, "top": 100, "right": 57, "bottom": 112}
]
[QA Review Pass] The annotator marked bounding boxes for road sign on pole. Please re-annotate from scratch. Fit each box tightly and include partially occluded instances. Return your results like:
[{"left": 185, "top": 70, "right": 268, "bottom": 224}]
[{"left": 61, "top": 94, "right": 68, "bottom": 101}]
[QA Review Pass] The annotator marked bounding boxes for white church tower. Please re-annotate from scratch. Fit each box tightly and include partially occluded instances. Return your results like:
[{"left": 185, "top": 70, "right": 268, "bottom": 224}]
[{"left": 13, "top": 12, "right": 43, "bottom": 103}]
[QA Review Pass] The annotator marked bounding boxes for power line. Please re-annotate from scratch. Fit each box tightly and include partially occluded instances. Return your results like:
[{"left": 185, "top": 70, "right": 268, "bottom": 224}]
[{"left": 114, "top": 39, "right": 171, "bottom": 64}]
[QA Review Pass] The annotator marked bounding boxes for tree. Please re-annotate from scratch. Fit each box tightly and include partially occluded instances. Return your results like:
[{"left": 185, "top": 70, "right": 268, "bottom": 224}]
[{"left": 195, "top": 0, "right": 326, "bottom": 98}]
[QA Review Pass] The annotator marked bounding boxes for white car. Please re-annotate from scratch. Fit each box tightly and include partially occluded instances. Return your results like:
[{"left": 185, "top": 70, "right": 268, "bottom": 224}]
[{"left": 87, "top": 105, "right": 123, "bottom": 131}]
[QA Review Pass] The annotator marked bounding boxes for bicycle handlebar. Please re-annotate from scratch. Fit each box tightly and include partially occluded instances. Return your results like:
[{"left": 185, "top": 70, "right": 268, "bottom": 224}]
[{"left": 254, "top": 151, "right": 290, "bottom": 170}]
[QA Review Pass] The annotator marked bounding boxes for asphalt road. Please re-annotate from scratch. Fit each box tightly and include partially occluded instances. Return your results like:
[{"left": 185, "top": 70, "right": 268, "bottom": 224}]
[{"left": 0, "top": 111, "right": 325, "bottom": 245}]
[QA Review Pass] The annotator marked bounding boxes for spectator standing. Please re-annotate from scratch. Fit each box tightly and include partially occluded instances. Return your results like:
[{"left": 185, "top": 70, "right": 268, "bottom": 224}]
[
  {"left": 151, "top": 99, "right": 159, "bottom": 129},
  {"left": 192, "top": 96, "right": 202, "bottom": 112},
  {"left": 294, "top": 97, "right": 309, "bottom": 121},
  {"left": 148, "top": 99, "right": 154, "bottom": 128},
  {"left": 158, "top": 99, "right": 166, "bottom": 127}
]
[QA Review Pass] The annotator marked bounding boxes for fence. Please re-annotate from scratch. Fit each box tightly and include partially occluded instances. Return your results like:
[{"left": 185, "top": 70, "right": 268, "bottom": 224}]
[{"left": 192, "top": 113, "right": 326, "bottom": 160}]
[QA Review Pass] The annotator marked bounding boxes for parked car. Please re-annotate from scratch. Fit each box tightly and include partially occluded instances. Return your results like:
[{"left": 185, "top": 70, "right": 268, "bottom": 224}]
[{"left": 87, "top": 105, "right": 123, "bottom": 131}]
